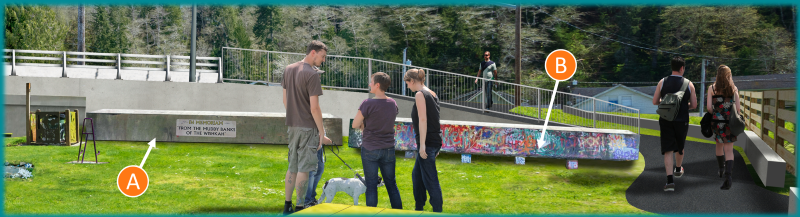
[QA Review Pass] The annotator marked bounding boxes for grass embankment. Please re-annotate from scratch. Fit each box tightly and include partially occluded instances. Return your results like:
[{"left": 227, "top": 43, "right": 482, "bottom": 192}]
[{"left": 4, "top": 136, "right": 648, "bottom": 214}]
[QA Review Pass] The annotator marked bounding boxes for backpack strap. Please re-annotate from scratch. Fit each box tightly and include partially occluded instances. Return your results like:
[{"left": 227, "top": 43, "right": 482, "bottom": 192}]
[{"left": 679, "top": 78, "right": 690, "bottom": 94}]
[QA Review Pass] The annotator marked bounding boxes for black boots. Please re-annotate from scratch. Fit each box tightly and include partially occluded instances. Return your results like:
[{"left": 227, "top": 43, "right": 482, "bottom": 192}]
[
  {"left": 716, "top": 155, "right": 726, "bottom": 178},
  {"left": 283, "top": 201, "right": 294, "bottom": 215},
  {"left": 720, "top": 160, "right": 733, "bottom": 190}
]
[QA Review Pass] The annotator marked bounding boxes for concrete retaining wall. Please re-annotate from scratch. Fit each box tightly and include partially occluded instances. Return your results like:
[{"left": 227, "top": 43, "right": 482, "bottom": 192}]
[
  {"left": 6, "top": 65, "right": 221, "bottom": 83},
  {"left": 6, "top": 76, "right": 562, "bottom": 137},
  {"left": 790, "top": 187, "right": 797, "bottom": 214},
  {"left": 5, "top": 76, "right": 364, "bottom": 137},
  {"left": 744, "top": 131, "right": 787, "bottom": 188},
  {"left": 86, "top": 109, "right": 342, "bottom": 145}
]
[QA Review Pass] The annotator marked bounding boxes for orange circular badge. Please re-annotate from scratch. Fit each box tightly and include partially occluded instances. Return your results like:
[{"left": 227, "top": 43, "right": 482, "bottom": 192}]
[
  {"left": 117, "top": 166, "right": 149, "bottom": 197},
  {"left": 545, "top": 49, "right": 577, "bottom": 81}
]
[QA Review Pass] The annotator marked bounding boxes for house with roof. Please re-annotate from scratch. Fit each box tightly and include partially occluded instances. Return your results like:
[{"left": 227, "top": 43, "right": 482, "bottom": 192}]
[
  {"left": 572, "top": 85, "right": 659, "bottom": 114},
  {"left": 571, "top": 73, "right": 796, "bottom": 114}
]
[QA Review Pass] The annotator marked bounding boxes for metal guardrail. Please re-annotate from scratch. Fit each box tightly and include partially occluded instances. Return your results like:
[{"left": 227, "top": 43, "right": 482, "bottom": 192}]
[
  {"left": 4, "top": 48, "right": 641, "bottom": 133},
  {"left": 4, "top": 49, "right": 223, "bottom": 82},
  {"left": 222, "top": 47, "right": 641, "bottom": 133}
]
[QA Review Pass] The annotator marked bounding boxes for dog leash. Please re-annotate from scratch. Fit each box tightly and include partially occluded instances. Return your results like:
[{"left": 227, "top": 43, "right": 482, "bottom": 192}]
[{"left": 327, "top": 142, "right": 366, "bottom": 185}]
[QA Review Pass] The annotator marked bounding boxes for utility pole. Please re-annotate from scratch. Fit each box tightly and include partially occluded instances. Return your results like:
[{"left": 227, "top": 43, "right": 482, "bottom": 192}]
[
  {"left": 699, "top": 59, "right": 706, "bottom": 116},
  {"left": 402, "top": 47, "right": 407, "bottom": 96},
  {"left": 515, "top": 4, "right": 522, "bottom": 106},
  {"left": 78, "top": 5, "right": 85, "bottom": 65},
  {"left": 190, "top": 5, "right": 197, "bottom": 82}
]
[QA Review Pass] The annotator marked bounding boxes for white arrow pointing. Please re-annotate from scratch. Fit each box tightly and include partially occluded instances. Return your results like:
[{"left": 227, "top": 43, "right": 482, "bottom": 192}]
[
  {"left": 537, "top": 80, "right": 560, "bottom": 150},
  {"left": 140, "top": 138, "right": 156, "bottom": 168}
]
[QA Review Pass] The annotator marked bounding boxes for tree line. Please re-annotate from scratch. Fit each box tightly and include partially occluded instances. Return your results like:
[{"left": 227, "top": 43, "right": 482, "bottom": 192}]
[{"left": 5, "top": 5, "right": 796, "bottom": 88}]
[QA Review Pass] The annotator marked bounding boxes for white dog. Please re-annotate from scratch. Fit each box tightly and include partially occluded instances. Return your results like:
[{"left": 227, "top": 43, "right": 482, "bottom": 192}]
[{"left": 318, "top": 176, "right": 384, "bottom": 205}]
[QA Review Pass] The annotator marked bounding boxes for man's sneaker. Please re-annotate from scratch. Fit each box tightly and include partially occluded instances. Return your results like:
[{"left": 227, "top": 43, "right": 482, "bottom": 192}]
[
  {"left": 674, "top": 167, "right": 684, "bottom": 178},
  {"left": 663, "top": 183, "right": 675, "bottom": 192},
  {"left": 305, "top": 200, "right": 318, "bottom": 207}
]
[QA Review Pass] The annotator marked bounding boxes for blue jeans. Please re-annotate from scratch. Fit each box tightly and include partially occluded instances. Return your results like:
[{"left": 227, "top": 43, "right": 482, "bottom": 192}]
[
  {"left": 361, "top": 147, "right": 403, "bottom": 209},
  {"left": 412, "top": 146, "right": 442, "bottom": 212},
  {"left": 304, "top": 148, "right": 324, "bottom": 205},
  {"left": 485, "top": 81, "right": 493, "bottom": 109}
]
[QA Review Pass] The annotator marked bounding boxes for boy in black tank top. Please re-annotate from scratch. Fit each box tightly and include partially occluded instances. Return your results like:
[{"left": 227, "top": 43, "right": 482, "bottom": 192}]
[{"left": 652, "top": 56, "right": 698, "bottom": 192}]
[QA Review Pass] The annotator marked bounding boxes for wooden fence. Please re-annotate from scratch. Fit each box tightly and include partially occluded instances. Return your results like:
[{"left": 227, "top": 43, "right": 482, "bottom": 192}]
[{"left": 740, "top": 90, "right": 797, "bottom": 176}]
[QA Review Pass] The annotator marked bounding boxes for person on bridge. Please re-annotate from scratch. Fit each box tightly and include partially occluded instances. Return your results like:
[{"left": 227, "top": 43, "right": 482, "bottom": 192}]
[
  {"left": 351, "top": 72, "right": 403, "bottom": 209},
  {"left": 282, "top": 40, "right": 332, "bottom": 215},
  {"left": 405, "top": 68, "right": 444, "bottom": 212},
  {"left": 474, "top": 51, "right": 497, "bottom": 111},
  {"left": 652, "top": 56, "right": 698, "bottom": 192},
  {"left": 706, "top": 65, "right": 740, "bottom": 190}
]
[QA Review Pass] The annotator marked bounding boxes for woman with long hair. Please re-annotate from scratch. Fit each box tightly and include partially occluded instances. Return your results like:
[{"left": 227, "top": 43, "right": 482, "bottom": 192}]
[
  {"left": 706, "top": 65, "right": 741, "bottom": 190},
  {"left": 404, "top": 68, "right": 444, "bottom": 212}
]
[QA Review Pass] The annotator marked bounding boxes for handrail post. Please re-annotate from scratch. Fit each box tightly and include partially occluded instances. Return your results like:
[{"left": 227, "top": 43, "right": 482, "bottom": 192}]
[
  {"left": 61, "top": 51, "right": 68, "bottom": 78},
  {"left": 10, "top": 50, "right": 17, "bottom": 76},
  {"left": 638, "top": 111, "right": 641, "bottom": 134},
  {"left": 592, "top": 98, "right": 597, "bottom": 128},
  {"left": 217, "top": 57, "right": 224, "bottom": 83},
  {"left": 368, "top": 59, "right": 372, "bottom": 90},
  {"left": 164, "top": 55, "right": 171, "bottom": 82},
  {"left": 537, "top": 89, "right": 541, "bottom": 120},
  {"left": 115, "top": 53, "right": 122, "bottom": 80},
  {"left": 482, "top": 79, "right": 486, "bottom": 112},
  {"left": 267, "top": 52, "right": 271, "bottom": 83},
  {"left": 426, "top": 70, "right": 430, "bottom": 86},
  {"left": 219, "top": 49, "right": 225, "bottom": 83}
]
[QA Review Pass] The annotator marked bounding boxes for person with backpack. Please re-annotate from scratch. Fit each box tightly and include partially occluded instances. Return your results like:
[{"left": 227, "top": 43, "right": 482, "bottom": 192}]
[
  {"left": 652, "top": 56, "right": 698, "bottom": 192},
  {"left": 474, "top": 51, "right": 497, "bottom": 111},
  {"left": 706, "top": 65, "right": 741, "bottom": 190}
]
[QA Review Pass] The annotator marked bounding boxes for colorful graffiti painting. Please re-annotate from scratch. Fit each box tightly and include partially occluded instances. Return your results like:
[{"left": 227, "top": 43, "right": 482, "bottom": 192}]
[{"left": 348, "top": 119, "right": 639, "bottom": 161}]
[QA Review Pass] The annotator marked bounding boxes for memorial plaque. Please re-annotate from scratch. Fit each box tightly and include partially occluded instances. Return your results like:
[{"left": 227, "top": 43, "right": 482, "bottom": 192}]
[{"left": 176, "top": 119, "right": 236, "bottom": 137}]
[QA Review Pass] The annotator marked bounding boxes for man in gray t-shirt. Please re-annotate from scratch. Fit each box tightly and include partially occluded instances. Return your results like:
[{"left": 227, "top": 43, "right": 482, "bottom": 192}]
[{"left": 282, "top": 40, "right": 332, "bottom": 214}]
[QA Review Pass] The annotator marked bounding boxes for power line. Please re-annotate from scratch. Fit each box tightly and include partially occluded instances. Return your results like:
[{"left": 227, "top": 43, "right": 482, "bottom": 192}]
[
  {"left": 539, "top": 10, "right": 795, "bottom": 61},
  {"left": 534, "top": 6, "right": 672, "bottom": 51}
]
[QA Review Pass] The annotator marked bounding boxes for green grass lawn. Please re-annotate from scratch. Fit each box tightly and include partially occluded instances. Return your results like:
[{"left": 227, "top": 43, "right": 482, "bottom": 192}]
[
  {"left": 4, "top": 137, "right": 650, "bottom": 215},
  {"left": 638, "top": 113, "right": 702, "bottom": 125},
  {"left": 509, "top": 107, "right": 639, "bottom": 133}
]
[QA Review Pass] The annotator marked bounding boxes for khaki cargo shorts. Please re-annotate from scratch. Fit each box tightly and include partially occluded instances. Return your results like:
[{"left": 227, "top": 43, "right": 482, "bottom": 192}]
[{"left": 287, "top": 127, "right": 320, "bottom": 173}]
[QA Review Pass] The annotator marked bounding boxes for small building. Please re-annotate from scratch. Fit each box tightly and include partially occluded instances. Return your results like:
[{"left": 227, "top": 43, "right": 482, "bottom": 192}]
[
  {"left": 572, "top": 85, "right": 658, "bottom": 114},
  {"left": 571, "top": 73, "right": 796, "bottom": 114}
]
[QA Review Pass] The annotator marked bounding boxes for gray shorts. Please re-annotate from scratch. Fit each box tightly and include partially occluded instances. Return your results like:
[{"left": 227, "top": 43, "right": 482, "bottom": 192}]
[{"left": 287, "top": 127, "right": 319, "bottom": 173}]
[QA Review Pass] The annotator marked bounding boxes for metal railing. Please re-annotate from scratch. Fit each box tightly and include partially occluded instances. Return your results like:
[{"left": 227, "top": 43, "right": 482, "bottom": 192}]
[
  {"left": 222, "top": 47, "right": 640, "bottom": 133},
  {"left": 4, "top": 49, "right": 222, "bottom": 82},
  {"left": 4, "top": 48, "right": 640, "bottom": 133}
]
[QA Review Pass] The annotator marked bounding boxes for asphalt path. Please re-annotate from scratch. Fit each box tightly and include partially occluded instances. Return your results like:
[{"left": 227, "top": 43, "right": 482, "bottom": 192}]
[{"left": 625, "top": 135, "right": 789, "bottom": 214}]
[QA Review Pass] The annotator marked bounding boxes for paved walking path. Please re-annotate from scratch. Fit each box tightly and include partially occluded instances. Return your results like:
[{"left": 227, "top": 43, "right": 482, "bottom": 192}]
[{"left": 626, "top": 135, "right": 788, "bottom": 213}]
